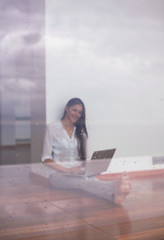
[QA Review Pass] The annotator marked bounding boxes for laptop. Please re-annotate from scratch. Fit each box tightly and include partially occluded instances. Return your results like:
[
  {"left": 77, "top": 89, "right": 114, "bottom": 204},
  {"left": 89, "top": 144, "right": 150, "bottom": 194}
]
[
  {"left": 91, "top": 148, "right": 116, "bottom": 160},
  {"left": 65, "top": 148, "right": 116, "bottom": 177}
]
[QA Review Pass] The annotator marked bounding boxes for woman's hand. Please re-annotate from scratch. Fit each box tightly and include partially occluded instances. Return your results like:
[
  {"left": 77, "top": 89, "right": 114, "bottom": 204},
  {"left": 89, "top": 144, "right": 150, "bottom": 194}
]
[
  {"left": 44, "top": 158, "right": 84, "bottom": 174},
  {"left": 65, "top": 166, "right": 84, "bottom": 174}
]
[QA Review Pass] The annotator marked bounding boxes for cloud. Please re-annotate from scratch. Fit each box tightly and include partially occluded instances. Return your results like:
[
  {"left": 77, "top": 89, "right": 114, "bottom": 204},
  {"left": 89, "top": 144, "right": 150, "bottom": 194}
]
[
  {"left": 23, "top": 33, "right": 42, "bottom": 45},
  {"left": 46, "top": 0, "right": 164, "bottom": 125},
  {"left": 0, "top": 0, "right": 45, "bottom": 111}
]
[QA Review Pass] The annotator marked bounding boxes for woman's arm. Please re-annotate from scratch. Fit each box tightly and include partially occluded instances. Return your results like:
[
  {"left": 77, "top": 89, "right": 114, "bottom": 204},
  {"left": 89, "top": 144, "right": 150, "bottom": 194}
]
[{"left": 44, "top": 158, "right": 82, "bottom": 173}]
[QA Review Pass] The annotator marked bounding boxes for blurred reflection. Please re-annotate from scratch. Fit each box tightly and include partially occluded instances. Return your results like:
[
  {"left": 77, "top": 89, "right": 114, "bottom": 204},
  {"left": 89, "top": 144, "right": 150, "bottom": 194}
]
[
  {"left": 0, "top": 163, "right": 132, "bottom": 239},
  {"left": 2, "top": 163, "right": 164, "bottom": 239},
  {"left": 116, "top": 207, "right": 131, "bottom": 235},
  {"left": 0, "top": 0, "right": 45, "bottom": 164}
]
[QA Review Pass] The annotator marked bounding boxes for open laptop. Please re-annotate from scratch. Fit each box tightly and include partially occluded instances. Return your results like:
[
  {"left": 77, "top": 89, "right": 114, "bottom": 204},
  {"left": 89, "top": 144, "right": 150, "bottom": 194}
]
[
  {"left": 91, "top": 148, "right": 116, "bottom": 160},
  {"left": 66, "top": 148, "right": 116, "bottom": 177}
]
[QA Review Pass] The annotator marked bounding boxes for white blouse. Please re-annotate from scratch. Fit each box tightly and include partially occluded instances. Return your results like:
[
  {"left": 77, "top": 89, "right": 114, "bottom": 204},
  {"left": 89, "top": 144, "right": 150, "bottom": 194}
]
[{"left": 42, "top": 121, "right": 80, "bottom": 167}]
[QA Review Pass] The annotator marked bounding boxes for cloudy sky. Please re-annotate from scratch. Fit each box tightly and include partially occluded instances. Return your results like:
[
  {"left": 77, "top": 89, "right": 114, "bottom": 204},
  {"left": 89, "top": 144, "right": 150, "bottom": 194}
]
[
  {"left": 0, "top": 0, "right": 163, "bottom": 156},
  {"left": 0, "top": 0, "right": 45, "bottom": 146},
  {"left": 0, "top": 0, "right": 45, "bottom": 117},
  {"left": 46, "top": 0, "right": 164, "bottom": 156},
  {"left": 46, "top": 0, "right": 164, "bottom": 124}
]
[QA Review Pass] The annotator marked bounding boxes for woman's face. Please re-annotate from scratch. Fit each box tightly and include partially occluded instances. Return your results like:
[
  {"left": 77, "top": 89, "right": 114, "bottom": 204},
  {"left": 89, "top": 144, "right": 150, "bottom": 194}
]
[{"left": 65, "top": 104, "right": 83, "bottom": 124}]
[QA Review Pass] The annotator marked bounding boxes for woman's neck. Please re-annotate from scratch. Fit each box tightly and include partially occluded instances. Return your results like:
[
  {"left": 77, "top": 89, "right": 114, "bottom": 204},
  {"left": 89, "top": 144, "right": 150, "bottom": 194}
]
[{"left": 61, "top": 118, "right": 74, "bottom": 130}]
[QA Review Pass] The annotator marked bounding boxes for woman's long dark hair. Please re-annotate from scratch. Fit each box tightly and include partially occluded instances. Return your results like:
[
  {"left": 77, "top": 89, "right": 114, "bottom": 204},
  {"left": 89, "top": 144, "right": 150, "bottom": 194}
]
[{"left": 61, "top": 98, "right": 88, "bottom": 160}]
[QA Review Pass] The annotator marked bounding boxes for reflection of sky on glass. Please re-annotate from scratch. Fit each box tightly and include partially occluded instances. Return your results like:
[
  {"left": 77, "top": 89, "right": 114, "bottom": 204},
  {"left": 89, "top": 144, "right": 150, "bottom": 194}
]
[
  {"left": 0, "top": 0, "right": 45, "bottom": 109},
  {"left": 0, "top": 0, "right": 45, "bottom": 146},
  {"left": 46, "top": 0, "right": 164, "bottom": 124},
  {"left": 46, "top": 0, "right": 164, "bottom": 157}
]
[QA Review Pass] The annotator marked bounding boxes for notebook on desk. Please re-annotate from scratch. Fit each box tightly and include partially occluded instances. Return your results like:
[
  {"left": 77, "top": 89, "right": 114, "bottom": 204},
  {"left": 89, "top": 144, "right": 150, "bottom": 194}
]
[{"left": 66, "top": 148, "right": 116, "bottom": 177}]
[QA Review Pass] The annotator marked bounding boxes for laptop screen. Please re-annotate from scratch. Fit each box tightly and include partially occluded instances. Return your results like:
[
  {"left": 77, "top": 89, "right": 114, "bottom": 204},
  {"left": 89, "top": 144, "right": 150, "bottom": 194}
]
[{"left": 91, "top": 148, "right": 116, "bottom": 160}]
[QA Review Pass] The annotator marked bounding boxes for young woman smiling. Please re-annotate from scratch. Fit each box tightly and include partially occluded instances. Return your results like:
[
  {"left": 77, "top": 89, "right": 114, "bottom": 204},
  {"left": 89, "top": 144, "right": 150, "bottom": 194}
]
[{"left": 42, "top": 98, "right": 131, "bottom": 205}]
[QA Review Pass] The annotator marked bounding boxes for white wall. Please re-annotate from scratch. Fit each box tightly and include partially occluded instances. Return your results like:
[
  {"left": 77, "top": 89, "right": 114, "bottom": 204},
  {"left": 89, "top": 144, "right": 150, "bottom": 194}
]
[{"left": 46, "top": 0, "right": 164, "bottom": 158}]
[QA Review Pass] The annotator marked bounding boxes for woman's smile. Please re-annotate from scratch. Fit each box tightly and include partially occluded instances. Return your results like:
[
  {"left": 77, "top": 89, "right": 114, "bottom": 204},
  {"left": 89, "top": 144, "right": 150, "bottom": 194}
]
[{"left": 66, "top": 104, "right": 83, "bottom": 124}]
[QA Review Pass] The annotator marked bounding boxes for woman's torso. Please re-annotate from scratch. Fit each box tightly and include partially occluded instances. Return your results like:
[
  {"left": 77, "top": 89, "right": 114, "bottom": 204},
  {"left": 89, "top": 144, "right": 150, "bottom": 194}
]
[{"left": 49, "top": 121, "right": 79, "bottom": 164}]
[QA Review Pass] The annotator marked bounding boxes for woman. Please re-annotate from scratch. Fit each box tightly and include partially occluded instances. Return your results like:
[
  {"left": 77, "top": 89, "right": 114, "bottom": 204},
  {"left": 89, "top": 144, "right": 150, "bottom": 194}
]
[{"left": 42, "top": 98, "right": 131, "bottom": 205}]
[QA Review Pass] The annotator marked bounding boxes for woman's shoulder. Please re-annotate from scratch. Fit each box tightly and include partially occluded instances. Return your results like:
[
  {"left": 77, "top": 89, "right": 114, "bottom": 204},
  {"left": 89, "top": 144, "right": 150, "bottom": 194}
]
[{"left": 47, "top": 121, "right": 62, "bottom": 130}]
